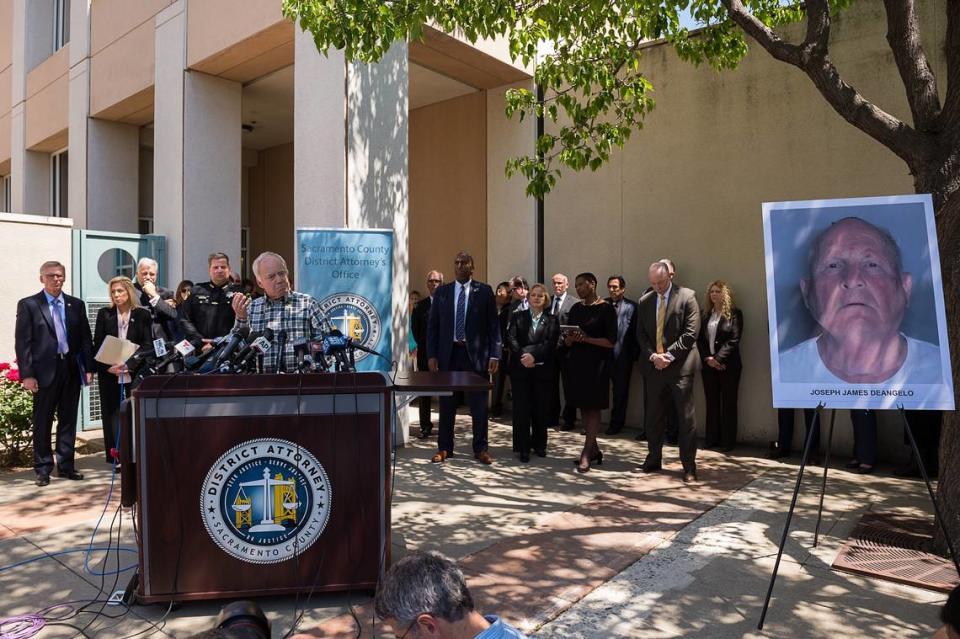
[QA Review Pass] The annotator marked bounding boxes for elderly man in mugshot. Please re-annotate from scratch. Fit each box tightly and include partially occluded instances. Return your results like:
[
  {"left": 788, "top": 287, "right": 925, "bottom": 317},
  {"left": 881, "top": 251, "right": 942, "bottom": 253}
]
[{"left": 780, "top": 216, "right": 941, "bottom": 384}]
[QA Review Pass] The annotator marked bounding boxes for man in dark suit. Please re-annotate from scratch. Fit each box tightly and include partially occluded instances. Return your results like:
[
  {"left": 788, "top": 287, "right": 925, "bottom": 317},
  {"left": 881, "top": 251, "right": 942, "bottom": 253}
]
[
  {"left": 548, "top": 273, "right": 579, "bottom": 430},
  {"left": 604, "top": 275, "right": 639, "bottom": 435},
  {"left": 134, "top": 257, "right": 178, "bottom": 341},
  {"left": 427, "top": 251, "right": 501, "bottom": 465},
  {"left": 411, "top": 269, "right": 443, "bottom": 439},
  {"left": 636, "top": 261, "right": 701, "bottom": 483},
  {"left": 15, "top": 261, "right": 94, "bottom": 487}
]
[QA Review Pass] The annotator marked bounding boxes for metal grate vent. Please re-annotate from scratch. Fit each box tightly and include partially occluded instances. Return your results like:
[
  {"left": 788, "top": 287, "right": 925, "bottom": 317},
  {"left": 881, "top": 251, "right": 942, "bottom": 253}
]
[{"left": 832, "top": 511, "right": 959, "bottom": 592}]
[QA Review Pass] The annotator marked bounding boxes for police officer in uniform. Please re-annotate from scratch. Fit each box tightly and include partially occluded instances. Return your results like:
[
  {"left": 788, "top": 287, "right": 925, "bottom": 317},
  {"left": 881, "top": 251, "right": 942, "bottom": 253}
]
[{"left": 179, "top": 252, "right": 242, "bottom": 351}]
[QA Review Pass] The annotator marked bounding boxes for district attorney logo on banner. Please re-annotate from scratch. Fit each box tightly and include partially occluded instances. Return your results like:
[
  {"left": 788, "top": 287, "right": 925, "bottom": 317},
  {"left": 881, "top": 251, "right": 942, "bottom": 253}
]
[
  {"left": 201, "top": 438, "right": 332, "bottom": 564},
  {"left": 317, "top": 293, "right": 382, "bottom": 361}
]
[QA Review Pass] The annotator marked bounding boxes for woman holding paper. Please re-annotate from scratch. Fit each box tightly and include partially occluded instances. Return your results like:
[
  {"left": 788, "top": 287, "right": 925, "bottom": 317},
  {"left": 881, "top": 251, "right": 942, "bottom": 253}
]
[{"left": 93, "top": 276, "right": 152, "bottom": 466}]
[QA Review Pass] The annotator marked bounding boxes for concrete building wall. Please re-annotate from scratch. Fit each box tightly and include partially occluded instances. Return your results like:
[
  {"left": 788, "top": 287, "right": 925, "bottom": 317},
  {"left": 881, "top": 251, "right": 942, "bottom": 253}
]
[
  {"left": 409, "top": 91, "right": 487, "bottom": 283},
  {"left": 486, "top": 80, "right": 536, "bottom": 285},
  {"left": 0, "top": 212, "right": 74, "bottom": 362},
  {"left": 541, "top": 0, "right": 943, "bottom": 459}
]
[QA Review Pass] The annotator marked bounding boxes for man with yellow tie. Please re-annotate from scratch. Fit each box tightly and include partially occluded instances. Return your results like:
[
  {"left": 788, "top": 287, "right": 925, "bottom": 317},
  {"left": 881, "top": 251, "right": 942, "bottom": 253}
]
[{"left": 635, "top": 260, "right": 701, "bottom": 483}]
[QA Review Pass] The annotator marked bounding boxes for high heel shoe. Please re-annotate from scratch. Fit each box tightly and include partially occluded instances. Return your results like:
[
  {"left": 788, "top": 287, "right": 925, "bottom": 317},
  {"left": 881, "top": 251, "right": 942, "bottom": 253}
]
[
  {"left": 590, "top": 449, "right": 603, "bottom": 466},
  {"left": 573, "top": 453, "right": 591, "bottom": 473}
]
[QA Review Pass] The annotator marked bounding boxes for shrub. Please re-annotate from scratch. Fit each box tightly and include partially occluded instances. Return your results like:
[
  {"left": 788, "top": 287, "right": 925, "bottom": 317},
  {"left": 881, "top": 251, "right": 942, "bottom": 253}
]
[{"left": 0, "top": 362, "right": 33, "bottom": 468}]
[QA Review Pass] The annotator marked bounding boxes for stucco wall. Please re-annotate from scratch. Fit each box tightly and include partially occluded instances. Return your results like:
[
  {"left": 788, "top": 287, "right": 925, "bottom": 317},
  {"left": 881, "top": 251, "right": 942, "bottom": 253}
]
[
  {"left": 541, "top": 1, "right": 944, "bottom": 460},
  {"left": 0, "top": 213, "right": 73, "bottom": 363}
]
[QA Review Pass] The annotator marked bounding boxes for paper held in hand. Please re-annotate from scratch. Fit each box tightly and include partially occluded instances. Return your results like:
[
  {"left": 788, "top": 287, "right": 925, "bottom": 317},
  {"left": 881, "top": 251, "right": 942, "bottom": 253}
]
[{"left": 95, "top": 334, "right": 139, "bottom": 366}]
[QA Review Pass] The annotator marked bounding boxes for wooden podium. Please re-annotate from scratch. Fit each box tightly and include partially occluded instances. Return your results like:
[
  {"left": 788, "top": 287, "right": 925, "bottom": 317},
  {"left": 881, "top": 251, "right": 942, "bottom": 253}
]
[{"left": 122, "top": 370, "right": 489, "bottom": 604}]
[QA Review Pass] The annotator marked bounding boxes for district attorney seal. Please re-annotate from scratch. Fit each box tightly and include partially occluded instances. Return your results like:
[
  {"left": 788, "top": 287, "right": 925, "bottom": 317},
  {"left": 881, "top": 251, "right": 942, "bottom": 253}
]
[
  {"left": 200, "top": 438, "right": 332, "bottom": 564},
  {"left": 317, "top": 293, "right": 382, "bottom": 361}
]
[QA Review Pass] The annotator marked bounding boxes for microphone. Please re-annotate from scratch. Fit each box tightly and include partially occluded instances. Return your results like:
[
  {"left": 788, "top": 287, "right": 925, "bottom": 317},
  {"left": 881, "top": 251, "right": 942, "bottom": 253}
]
[
  {"left": 322, "top": 329, "right": 353, "bottom": 371},
  {"left": 183, "top": 334, "right": 228, "bottom": 371},
  {"left": 214, "top": 326, "right": 251, "bottom": 368},
  {"left": 233, "top": 334, "right": 272, "bottom": 373},
  {"left": 346, "top": 338, "right": 386, "bottom": 359},
  {"left": 137, "top": 339, "right": 198, "bottom": 379},
  {"left": 276, "top": 329, "right": 288, "bottom": 373}
]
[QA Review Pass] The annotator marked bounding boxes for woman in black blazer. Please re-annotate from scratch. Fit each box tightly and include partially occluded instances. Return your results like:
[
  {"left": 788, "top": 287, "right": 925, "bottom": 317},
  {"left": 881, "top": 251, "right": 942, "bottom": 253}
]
[
  {"left": 697, "top": 281, "right": 743, "bottom": 452},
  {"left": 93, "top": 276, "right": 153, "bottom": 466},
  {"left": 507, "top": 283, "right": 560, "bottom": 462}
]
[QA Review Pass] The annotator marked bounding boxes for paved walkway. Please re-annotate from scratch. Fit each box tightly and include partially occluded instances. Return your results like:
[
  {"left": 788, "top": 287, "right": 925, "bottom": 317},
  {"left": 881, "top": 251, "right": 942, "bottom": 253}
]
[{"left": 0, "top": 411, "right": 949, "bottom": 638}]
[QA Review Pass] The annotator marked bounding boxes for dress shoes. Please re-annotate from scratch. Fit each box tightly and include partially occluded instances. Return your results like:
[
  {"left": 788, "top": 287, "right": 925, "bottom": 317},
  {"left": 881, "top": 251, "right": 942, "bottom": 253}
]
[
  {"left": 605, "top": 426, "right": 623, "bottom": 436},
  {"left": 474, "top": 451, "right": 494, "bottom": 465},
  {"left": 635, "top": 463, "right": 662, "bottom": 474},
  {"left": 417, "top": 429, "right": 434, "bottom": 440},
  {"left": 534, "top": 449, "right": 547, "bottom": 458},
  {"left": 58, "top": 470, "right": 84, "bottom": 480},
  {"left": 519, "top": 452, "right": 530, "bottom": 463},
  {"left": 559, "top": 423, "right": 577, "bottom": 432},
  {"left": 35, "top": 474, "right": 50, "bottom": 487},
  {"left": 683, "top": 471, "right": 698, "bottom": 484},
  {"left": 431, "top": 450, "right": 454, "bottom": 463},
  {"left": 767, "top": 448, "right": 790, "bottom": 460},
  {"left": 633, "top": 432, "right": 647, "bottom": 442},
  {"left": 721, "top": 445, "right": 736, "bottom": 453}
]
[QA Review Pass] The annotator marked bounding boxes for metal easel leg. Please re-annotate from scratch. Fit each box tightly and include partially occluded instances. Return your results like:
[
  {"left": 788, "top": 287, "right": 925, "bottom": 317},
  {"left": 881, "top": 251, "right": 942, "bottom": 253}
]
[{"left": 813, "top": 408, "right": 836, "bottom": 548}]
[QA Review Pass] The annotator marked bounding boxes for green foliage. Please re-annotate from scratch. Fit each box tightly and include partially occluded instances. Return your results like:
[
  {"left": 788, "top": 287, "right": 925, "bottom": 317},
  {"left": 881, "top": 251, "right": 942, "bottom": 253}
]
[
  {"left": 283, "top": 0, "right": 817, "bottom": 197},
  {"left": 0, "top": 366, "right": 33, "bottom": 468}
]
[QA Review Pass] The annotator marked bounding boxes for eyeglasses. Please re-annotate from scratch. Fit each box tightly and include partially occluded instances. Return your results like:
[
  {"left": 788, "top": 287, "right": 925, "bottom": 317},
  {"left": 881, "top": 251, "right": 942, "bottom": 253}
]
[
  {"left": 427, "top": 279, "right": 442, "bottom": 284},
  {"left": 399, "top": 617, "right": 420, "bottom": 639}
]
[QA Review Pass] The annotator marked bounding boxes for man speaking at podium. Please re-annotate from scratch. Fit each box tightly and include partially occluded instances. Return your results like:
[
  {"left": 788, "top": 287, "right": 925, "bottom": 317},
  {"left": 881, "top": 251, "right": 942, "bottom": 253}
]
[{"left": 231, "top": 251, "right": 327, "bottom": 374}]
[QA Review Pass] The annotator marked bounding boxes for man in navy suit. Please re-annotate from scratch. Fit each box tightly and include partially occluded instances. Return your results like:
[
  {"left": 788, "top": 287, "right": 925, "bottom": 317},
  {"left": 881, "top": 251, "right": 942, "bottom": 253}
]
[
  {"left": 427, "top": 252, "right": 501, "bottom": 464},
  {"left": 604, "top": 275, "right": 639, "bottom": 435},
  {"left": 15, "top": 261, "right": 94, "bottom": 487}
]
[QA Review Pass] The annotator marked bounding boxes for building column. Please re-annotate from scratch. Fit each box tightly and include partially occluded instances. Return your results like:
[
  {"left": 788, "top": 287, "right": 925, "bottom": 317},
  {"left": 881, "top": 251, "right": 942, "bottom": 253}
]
[
  {"left": 153, "top": 0, "right": 241, "bottom": 284},
  {"left": 67, "top": 0, "right": 90, "bottom": 227},
  {"left": 9, "top": 0, "right": 46, "bottom": 215},
  {"left": 293, "top": 27, "right": 345, "bottom": 229},
  {"left": 346, "top": 44, "right": 409, "bottom": 369}
]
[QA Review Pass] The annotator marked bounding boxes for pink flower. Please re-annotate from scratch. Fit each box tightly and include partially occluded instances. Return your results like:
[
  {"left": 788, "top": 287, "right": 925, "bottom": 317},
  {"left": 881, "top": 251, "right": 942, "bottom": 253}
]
[
  {"left": 5, "top": 369, "right": 21, "bottom": 382},
  {"left": 0, "top": 362, "right": 10, "bottom": 371}
]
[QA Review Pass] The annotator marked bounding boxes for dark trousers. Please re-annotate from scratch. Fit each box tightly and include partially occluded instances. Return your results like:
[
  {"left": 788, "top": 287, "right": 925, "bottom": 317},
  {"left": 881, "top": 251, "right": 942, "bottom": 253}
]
[
  {"left": 33, "top": 359, "right": 81, "bottom": 476},
  {"left": 98, "top": 376, "right": 129, "bottom": 463},
  {"left": 608, "top": 354, "right": 635, "bottom": 430},
  {"left": 851, "top": 409, "right": 877, "bottom": 466},
  {"left": 490, "top": 349, "right": 509, "bottom": 415},
  {"left": 643, "top": 372, "right": 697, "bottom": 472},
  {"left": 702, "top": 365, "right": 742, "bottom": 448},
  {"left": 905, "top": 410, "right": 941, "bottom": 473},
  {"left": 438, "top": 345, "right": 489, "bottom": 454},
  {"left": 416, "top": 353, "right": 433, "bottom": 434},
  {"left": 511, "top": 367, "right": 551, "bottom": 454},
  {"left": 776, "top": 408, "right": 819, "bottom": 453},
  {"left": 548, "top": 349, "right": 576, "bottom": 427}
]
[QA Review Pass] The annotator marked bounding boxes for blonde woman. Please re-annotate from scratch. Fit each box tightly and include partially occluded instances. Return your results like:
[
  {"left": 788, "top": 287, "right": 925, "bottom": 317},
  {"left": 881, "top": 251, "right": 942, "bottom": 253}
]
[
  {"left": 697, "top": 281, "right": 743, "bottom": 453},
  {"left": 92, "top": 276, "right": 152, "bottom": 466}
]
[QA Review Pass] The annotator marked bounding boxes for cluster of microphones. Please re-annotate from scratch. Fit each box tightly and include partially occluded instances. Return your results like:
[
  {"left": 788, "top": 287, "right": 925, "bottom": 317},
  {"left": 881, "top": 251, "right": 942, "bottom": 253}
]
[{"left": 128, "top": 323, "right": 383, "bottom": 384}]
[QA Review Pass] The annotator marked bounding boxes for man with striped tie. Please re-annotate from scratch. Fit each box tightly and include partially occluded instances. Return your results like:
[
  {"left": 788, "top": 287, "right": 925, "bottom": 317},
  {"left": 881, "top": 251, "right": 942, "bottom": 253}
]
[
  {"left": 427, "top": 251, "right": 501, "bottom": 465},
  {"left": 635, "top": 260, "right": 701, "bottom": 483}
]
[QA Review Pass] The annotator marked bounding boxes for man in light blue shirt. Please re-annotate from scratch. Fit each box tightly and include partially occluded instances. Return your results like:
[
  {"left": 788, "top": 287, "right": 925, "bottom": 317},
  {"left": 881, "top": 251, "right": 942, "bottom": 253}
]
[{"left": 375, "top": 551, "right": 527, "bottom": 638}]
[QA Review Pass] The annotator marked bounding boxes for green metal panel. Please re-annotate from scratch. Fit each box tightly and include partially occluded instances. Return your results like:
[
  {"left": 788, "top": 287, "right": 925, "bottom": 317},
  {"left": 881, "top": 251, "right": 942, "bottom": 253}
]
[{"left": 73, "top": 230, "right": 166, "bottom": 431}]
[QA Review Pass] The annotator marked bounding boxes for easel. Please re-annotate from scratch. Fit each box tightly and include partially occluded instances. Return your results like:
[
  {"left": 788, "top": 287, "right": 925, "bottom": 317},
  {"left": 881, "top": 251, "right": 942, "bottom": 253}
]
[{"left": 758, "top": 403, "right": 960, "bottom": 629}]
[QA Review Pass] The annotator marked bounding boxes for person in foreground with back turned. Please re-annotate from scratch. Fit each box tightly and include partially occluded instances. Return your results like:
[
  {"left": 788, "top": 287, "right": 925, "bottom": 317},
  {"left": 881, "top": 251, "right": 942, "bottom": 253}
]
[
  {"left": 375, "top": 551, "right": 528, "bottom": 638},
  {"left": 563, "top": 273, "right": 617, "bottom": 473},
  {"left": 507, "top": 283, "right": 560, "bottom": 462},
  {"left": 231, "top": 251, "right": 327, "bottom": 374},
  {"left": 92, "top": 276, "right": 152, "bottom": 468}
]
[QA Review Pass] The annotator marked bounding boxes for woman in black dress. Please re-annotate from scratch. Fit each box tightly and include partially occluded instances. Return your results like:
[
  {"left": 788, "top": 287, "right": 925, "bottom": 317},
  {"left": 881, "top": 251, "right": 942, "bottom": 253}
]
[
  {"left": 697, "top": 280, "right": 743, "bottom": 452},
  {"left": 507, "top": 283, "right": 560, "bottom": 462},
  {"left": 564, "top": 273, "right": 617, "bottom": 473},
  {"left": 93, "top": 276, "right": 153, "bottom": 467}
]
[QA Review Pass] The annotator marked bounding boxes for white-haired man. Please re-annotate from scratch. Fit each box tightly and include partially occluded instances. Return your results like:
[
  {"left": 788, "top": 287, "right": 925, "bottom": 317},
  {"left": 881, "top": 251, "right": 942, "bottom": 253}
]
[
  {"left": 134, "top": 257, "right": 178, "bottom": 341},
  {"left": 230, "top": 251, "right": 328, "bottom": 373}
]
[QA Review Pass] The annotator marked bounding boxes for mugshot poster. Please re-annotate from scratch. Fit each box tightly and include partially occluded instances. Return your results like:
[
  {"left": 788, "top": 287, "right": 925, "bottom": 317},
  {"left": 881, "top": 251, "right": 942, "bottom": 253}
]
[
  {"left": 296, "top": 228, "right": 393, "bottom": 372},
  {"left": 762, "top": 194, "right": 954, "bottom": 410}
]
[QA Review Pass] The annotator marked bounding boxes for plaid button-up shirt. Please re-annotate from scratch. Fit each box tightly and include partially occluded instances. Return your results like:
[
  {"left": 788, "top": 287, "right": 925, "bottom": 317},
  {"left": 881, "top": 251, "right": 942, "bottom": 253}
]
[{"left": 233, "top": 291, "right": 328, "bottom": 373}]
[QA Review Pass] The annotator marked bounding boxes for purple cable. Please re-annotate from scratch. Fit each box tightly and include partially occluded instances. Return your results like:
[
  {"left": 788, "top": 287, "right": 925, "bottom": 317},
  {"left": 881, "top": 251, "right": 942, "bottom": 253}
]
[{"left": 0, "top": 615, "right": 45, "bottom": 639}]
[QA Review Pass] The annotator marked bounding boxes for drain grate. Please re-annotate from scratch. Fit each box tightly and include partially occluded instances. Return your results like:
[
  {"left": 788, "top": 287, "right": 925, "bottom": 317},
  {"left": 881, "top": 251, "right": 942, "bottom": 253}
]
[{"left": 832, "top": 511, "right": 959, "bottom": 592}]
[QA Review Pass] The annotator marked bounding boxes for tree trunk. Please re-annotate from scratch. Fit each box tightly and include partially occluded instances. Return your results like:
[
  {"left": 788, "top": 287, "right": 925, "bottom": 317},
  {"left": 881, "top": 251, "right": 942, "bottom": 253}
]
[{"left": 932, "top": 187, "right": 960, "bottom": 556}]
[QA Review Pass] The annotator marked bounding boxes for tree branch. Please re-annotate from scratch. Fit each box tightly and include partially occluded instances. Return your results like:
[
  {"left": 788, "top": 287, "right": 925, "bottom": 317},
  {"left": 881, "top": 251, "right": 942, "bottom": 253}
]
[
  {"left": 941, "top": 0, "right": 960, "bottom": 136},
  {"left": 883, "top": 0, "right": 942, "bottom": 132},
  {"left": 721, "top": 0, "right": 932, "bottom": 169}
]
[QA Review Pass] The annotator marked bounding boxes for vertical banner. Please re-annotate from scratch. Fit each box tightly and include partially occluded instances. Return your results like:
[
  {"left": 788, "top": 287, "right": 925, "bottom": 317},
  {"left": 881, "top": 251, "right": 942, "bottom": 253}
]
[{"left": 296, "top": 228, "right": 393, "bottom": 371}]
